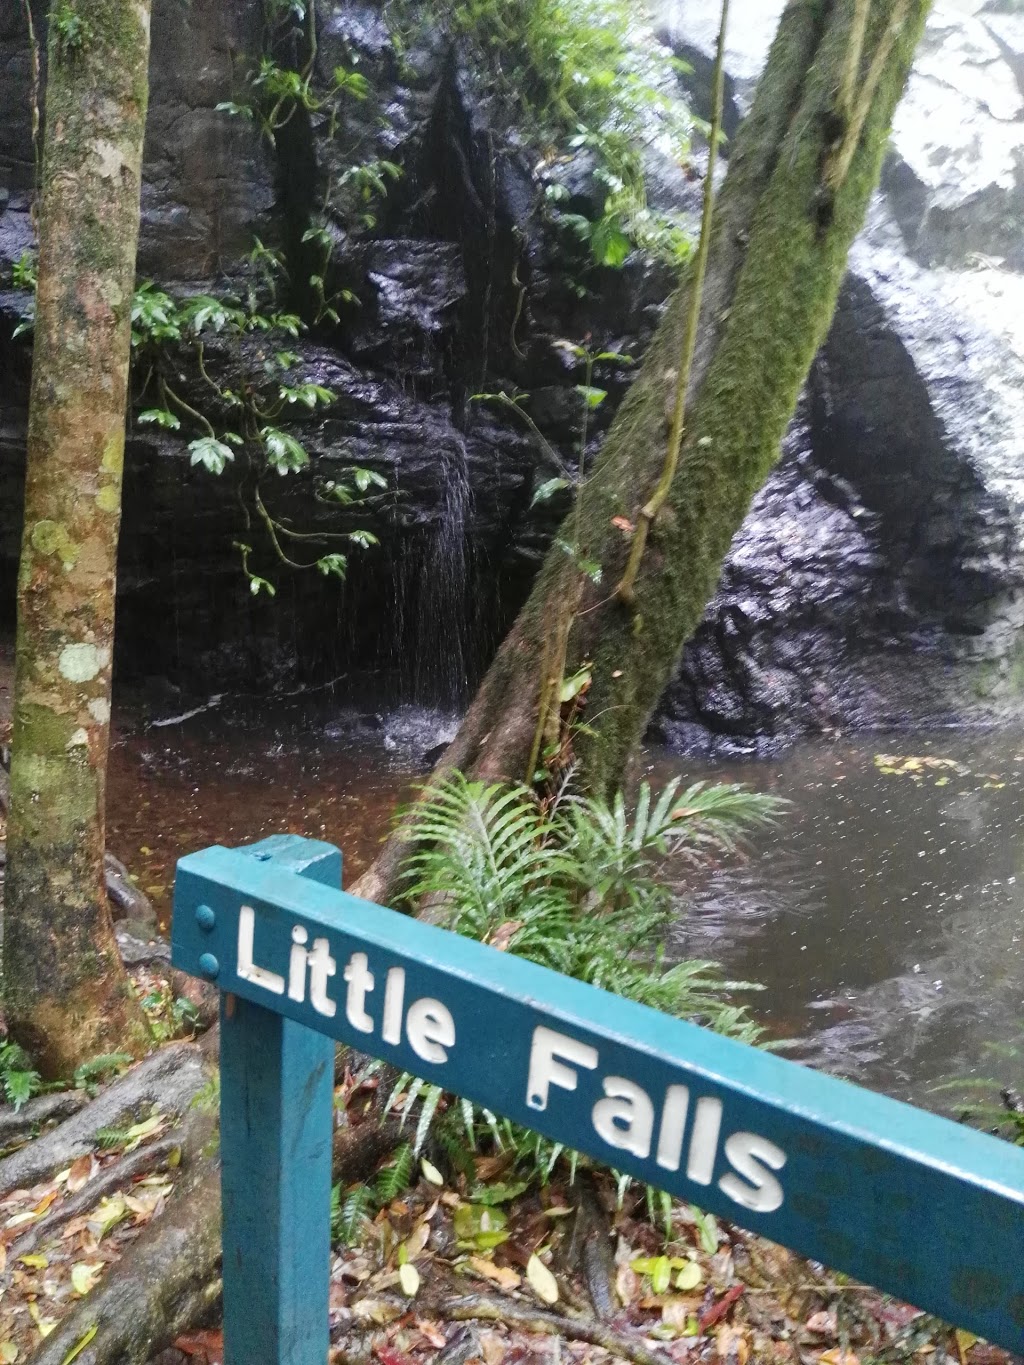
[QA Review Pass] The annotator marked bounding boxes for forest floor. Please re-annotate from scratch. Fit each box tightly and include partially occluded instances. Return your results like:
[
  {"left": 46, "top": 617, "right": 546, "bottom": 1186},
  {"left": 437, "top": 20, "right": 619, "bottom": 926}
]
[
  {"left": 0, "top": 1044, "right": 1017, "bottom": 1365},
  {"left": 0, "top": 649, "right": 1020, "bottom": 1365}
]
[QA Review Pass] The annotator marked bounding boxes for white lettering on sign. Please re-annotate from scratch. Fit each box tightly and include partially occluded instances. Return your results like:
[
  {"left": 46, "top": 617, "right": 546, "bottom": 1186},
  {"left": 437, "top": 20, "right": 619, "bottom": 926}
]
[
  {"left": 234, "top": 907, "right": 456, "bottom": 1060},
  {"left": 237, "top": 906, "right": 285, "bottom": 995},
  {"left": 525, "top": 1026, "right": 787, "bottom": 1214}
]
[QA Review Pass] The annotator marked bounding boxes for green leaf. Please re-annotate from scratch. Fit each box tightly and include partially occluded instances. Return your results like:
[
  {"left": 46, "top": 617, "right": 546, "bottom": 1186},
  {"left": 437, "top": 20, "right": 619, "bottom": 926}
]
[
  {"left": 576, "top": 385, "right": 607, "bottom": 409},
  {"left": 188, "top": 437, "right": 236, "bottom": 475},
  {"left": 137, "top": 408, "right": 180, "bottom": 430},
  {"left": 353, "top": 466, "right": 388, "bottom": 493},
  {"left": 591, "top": 216, "right": 631, "bottom": 268},
  {"left": 317, "top": 554, "right": 348, "bottom": 580},
  {"left": 347, "top": 530, "right": 379, "bottom": 550},
  {"left": 260, "top": 426, "right": 309, "bottom": 474},
  {"left": 559, "top": 668, "right": 591, "bottom": 704},
  {"left": 531, "top": 477, "right": 570, "bottom": 507},
  {"left": 279, "top": 382, "right": 335, "bottom": 409},
  {"left": 249, "top": 575, "right": 276, "bottom": 598},
  {"left": 676, "top": 1261, "right": 703, "bottom": 1291}
]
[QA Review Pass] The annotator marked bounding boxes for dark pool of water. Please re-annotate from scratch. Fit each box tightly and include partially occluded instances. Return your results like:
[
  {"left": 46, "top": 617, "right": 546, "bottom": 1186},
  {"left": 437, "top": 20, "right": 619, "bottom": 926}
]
[
  {"left": 107, "top": 694, "right": 1024, "bottom": 1116},
  {"left": 648, "top": 732, "right": 1024, "bottom": 1112}
]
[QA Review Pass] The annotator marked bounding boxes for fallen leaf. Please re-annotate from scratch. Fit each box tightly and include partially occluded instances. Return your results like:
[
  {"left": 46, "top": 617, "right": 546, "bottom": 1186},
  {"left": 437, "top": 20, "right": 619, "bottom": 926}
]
[
  {"left": 18, "top": 1253, "right": 48, "bottom": 1270},
  {"left": 174, "top": 1329, "right": 224, "bottom": 1363},
  {"left": 71, "top": 1261, "right": 104, "bottom": 1296},
  {"left": 805, "top": 1310, "right": 837, "bottom": 1337},
  {"left": 61, "top": 1325, "right": 98, "bottom": 1365},
  {"left": 818, "top": 1351, "right": 859, "bottom": 1365},
  {"left": 415, "top": 1319, "right": 446, "bottom": 1350},
  {"left": 420, "top": 1158, "right": 443, "bottom": 1187},
  {"left": 611, "top": 516, "right": 635, "bottom": 533},
  {"left": 0, "top": 1342, "right": 16, "bottom": 1363},
  {"left": 374, "top": 1346, "right": 417, "bottom": 1365},
  {"left": 676, "top": 1260, "right": 703, "bottom": 1292},
  {"left": 955, "top": 1331, "right": 978, "bottom": 1365},
  {"left": 526, "top": 1253, "right": 559, "bottom": 1304},
  {"left": 716, "top": 1324, "right": 748, "bottom": 1364},
  {"left": 87, "top": 1193, "right": 128, "bottom": 1241},
  {"left": 615, "top": 1263, "right": 640, "bottom": 1305},
  {"left": 700, "top": 1284, "right": 744, "bottom": 1330},
  {"left": 487, "top": 921, "right": 524, "bottom": 952},
  {"left": 66, "top": 1156, "right": 95, "bottom": 1195},
  {"left": 27, "top": 1303, "right": 57, "bottom": 1339},
  {"left": 398, "top": 1262, "right": 420, "bottom": 1297},
  {"left": 468, "top": 1255, "right": 521, "bottom": 1290}
]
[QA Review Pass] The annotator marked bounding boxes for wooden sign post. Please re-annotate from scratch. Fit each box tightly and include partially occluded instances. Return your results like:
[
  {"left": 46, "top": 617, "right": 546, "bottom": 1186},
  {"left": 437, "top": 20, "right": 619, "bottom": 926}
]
[{"left": 173, "top": 836, "right": 1024, "bottom": 1365}]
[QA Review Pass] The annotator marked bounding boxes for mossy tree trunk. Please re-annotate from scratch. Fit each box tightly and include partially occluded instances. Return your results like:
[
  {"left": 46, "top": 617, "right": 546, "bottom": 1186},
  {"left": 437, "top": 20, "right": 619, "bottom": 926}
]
[
  {"left": 4, "top": 0, "right": 153, "bottom": 1074},
  {"left": 356, "top": 0, "right": 930, "bottom": 908}
]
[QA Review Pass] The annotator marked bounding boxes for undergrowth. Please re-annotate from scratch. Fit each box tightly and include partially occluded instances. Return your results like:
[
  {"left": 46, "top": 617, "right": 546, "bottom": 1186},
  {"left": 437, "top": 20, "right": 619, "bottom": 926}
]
[
  {"left": 365, "top": 772, "right": 781, "bottom": 1223},
  {"left": 392, "top": 0, "right": 700, "bottom": 267}
]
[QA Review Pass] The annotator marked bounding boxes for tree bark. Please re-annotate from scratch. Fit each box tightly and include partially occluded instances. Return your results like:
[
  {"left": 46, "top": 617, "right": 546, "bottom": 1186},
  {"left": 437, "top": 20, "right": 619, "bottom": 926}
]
[
  {"left": 355, "top": 0, "right": 931, "bottom": 908},
  {"left": 4, "top": 0, "right": 153, "bottom": 1074}
]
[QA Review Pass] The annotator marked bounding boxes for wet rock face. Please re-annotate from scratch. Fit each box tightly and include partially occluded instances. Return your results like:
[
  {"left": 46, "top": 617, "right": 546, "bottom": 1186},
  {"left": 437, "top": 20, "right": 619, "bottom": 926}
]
[
  {"left": 0, "top": 0, "right": 665, "bottom": 699},
  {"left": 653, "top": 0, "right": 1024, "bottom": 750},
  {"left": 2, "top": 0, "right": 1024, "bottom": 742}
]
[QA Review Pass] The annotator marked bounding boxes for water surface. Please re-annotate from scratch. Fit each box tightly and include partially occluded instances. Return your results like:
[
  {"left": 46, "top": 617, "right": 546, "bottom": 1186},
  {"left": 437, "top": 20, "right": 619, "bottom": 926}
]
[{"left": 107, "top": 698, "right": 1024, "bottom": 1115}]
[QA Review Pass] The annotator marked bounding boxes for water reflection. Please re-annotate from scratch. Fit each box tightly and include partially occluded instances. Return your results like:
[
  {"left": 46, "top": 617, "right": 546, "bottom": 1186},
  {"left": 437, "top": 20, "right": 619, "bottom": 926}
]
[
  {"left": 648, "top": 733, "right": 1024, "bottom": 1110},
  {"left": 107, "top": 698, "right": 1024, "bottom": 1117}
]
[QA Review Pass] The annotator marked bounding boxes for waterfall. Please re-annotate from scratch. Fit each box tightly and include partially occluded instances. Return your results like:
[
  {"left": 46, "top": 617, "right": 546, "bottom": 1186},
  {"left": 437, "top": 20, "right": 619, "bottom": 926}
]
[{"left": 412, "top": 433, "right": 474, "bottom": 706}]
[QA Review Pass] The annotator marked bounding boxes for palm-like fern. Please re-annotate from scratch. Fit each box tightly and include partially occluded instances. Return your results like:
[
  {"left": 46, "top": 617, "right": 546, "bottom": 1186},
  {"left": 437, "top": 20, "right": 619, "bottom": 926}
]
[
  {"left": 400, "top": 772, "right": 779, "bottom": 1038},
  {"left": 391, "top": 771, "right": 782, "bottom": 1212}
]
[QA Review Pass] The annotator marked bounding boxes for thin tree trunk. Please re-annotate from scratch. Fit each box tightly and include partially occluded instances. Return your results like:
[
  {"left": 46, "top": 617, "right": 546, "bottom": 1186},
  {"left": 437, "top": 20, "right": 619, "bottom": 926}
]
[
  {"left": 355, "top": 0, "right": 931, "bottom": 908},
  {"left": 4, "top": 0, "right": 153, "bottom": 1074}
]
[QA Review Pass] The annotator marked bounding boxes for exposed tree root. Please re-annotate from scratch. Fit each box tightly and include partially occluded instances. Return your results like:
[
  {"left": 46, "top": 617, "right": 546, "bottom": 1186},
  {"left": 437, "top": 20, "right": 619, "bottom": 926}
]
[
  {"left": 7, "top": 1135, "right": 182, "bottom": 1269},
  {"left": 22, "top": 1099, "right": 406, "bottom": 1365},
  {"left": 0, "top": 1044, "right": 205, "bottom": 1198},
  {"left": 567, "top": 1171, "right": 617, "bottom": 1320},
  {"left": 424, "top": 1292, "right": 672, "bottom": 1365},
  {"left": 25, "top": 1106, "right": 222, "bottom": 1365},
  {"left": 0, "top": 1090, "right": 90, "bottom": 1148}
]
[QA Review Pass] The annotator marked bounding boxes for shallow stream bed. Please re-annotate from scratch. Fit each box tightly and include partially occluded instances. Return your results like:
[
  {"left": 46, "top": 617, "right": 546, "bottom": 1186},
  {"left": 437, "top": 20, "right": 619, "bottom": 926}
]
[{"left": 106, "top": 694, "right": 1024, "bottom": 1117}]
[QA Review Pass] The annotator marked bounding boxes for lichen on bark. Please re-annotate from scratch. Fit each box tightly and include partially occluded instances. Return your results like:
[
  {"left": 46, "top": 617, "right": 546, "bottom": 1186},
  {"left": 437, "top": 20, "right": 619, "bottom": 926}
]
[{"left": 4, "top": 0, "right": 154, "bottom": 1075}]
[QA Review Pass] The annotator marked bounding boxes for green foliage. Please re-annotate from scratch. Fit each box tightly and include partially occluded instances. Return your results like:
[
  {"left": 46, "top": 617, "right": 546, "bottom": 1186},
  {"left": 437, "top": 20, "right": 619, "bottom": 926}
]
[
  {"left": 0, "top": 1042, "right": 43, "bottom": 1112},
  {"left": 400, "top": 772, "right": 776, "bottom": 1031},
  {"left": 129, "top": 258, "right": 387, "bottom": 595},
  {"left": 417, "top": 0, "right": 698, "bottom": 266},
  {"left": 384, "top": 773, "right": 779, "bottom": 1209},
  {"left": 331, "top": 1142, "right": 415, "bottom": 1245},
  {"left": 52, "top": 1, "right": 92, "bottom": 55},
  {"left": 72, "top": 1053, "right": 132, "bottom": 1097},
  {"left": 934, "top": 1037, "right": 1024, "bottom": 1147}
]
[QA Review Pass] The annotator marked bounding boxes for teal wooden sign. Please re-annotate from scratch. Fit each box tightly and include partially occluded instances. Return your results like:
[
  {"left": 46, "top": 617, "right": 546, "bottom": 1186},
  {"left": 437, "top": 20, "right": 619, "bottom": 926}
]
[{"left": 172, "top": 836, "right": 1024, "bottom": 1365}]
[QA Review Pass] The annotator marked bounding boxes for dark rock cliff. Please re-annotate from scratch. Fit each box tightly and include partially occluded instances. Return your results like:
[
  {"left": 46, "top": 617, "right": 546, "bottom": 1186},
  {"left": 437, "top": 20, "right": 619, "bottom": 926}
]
[{"left": 2, "top": 0, "right": 1023, "bottom": 747}]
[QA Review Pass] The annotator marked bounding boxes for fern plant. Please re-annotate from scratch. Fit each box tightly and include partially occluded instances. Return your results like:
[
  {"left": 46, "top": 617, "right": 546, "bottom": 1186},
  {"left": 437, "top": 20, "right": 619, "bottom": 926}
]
[
  {"left": 332, "top": 1141, "right": 415, "bottom": 1245},
  {"left": 386, "top": 773, "right": 781, "bottom": 1203},
  {"left": 400, "top": 772, "right": 777, "bottom": 1033}
]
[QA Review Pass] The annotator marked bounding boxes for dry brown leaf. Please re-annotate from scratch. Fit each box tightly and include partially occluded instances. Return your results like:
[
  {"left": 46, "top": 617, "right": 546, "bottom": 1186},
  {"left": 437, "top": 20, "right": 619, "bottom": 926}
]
[
  {"left": 615, "top": 1263, "right": 640, "bottom": 1306},
  {"left": 415, "top": 1319, "right": 446, "bottom": 1349},
  {"left": 717, "top": 1325, "right": 749, "bottom": 1364},
  {"left": 66, "top": 1156, "right": 95, "bottom": 1195},
  {"left": 487, "top": 921, "right": 524, "bottom": 953},
  {"left": 805, "top": 1312, "right": 838, "bottom": 1338},
  {"left": 468, "top": 1256, "right": 521, "bottom": 1291},
  {"left": 819, "top": 1351, "right": 859, "bottom": 1365},
  {"left": 479, "top": 1331, "right": 506, "bottom": 1365}
]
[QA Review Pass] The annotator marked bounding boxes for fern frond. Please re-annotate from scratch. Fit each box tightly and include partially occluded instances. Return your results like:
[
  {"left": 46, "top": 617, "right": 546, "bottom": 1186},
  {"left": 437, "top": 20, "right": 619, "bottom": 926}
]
[{"left": 374, "top": 1143, "right": 414, "bottom": 1202}]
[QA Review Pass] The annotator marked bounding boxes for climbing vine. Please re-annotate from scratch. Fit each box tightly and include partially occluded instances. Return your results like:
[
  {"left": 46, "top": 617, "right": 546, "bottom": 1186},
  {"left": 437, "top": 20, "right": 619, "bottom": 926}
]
[{"left": 129, "top": 247, "right": 387, "bottom": 596}]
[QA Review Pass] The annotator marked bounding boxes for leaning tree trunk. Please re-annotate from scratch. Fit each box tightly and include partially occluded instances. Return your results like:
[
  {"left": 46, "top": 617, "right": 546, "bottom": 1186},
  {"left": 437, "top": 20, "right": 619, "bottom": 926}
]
[
  {"left": 356, "top": 0, "right": 931, "bottom": 908},
  {"left": 4, "top": 0, "right": 153, "bottom": 1074}
]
